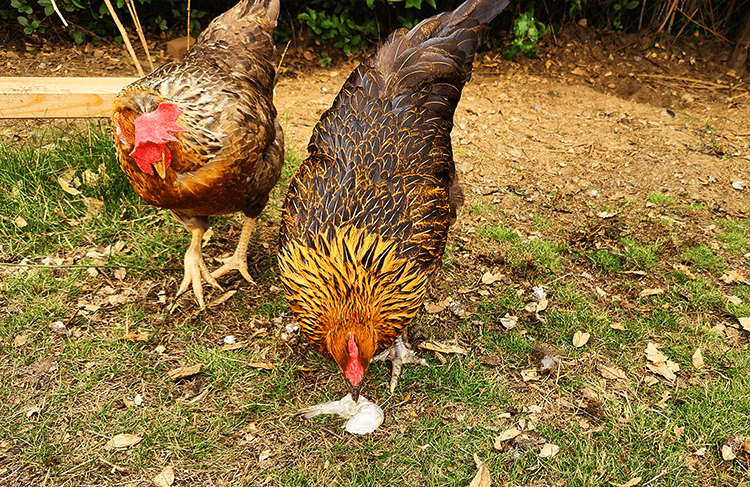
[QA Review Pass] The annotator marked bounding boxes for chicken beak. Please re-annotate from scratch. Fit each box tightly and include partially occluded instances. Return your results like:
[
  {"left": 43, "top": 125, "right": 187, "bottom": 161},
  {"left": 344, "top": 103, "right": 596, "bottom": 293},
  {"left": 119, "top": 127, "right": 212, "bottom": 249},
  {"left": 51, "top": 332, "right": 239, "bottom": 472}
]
[{"left": 153, "top": 154, "right": 167, "bottom": 179}]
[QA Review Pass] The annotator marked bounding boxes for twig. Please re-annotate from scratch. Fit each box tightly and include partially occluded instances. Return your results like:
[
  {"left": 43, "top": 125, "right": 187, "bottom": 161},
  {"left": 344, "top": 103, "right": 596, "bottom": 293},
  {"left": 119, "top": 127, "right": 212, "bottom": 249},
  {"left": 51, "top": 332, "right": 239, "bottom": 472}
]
[
  {"left": 277, "top": 39, "right": 292, "bottom": 72},
  {"left": 186, "top": 0, "right": 192, "bottom": 52},
  {"left": 124, "top": 0, "right": 153, "bottom": 71},
  {"left": 656, "top": 0, "right": 679, "bottom": 35},
  {"left": 49, "top": 0, "right": 68, "bottom": 27},
  {"left": 676, "top": 6, "right": 731, "bottom": 43},
  {"left": 101, "top": 0, "right": 144, "bottom": 77}
]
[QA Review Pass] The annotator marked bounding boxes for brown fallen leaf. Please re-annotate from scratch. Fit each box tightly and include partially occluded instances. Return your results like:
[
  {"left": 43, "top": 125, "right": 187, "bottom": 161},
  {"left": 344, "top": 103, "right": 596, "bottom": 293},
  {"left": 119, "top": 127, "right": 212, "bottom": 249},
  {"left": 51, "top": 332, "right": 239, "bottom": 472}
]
[
  {"left": 538, "top": 442, "right": 559, "bottom": 458},
  {"left": 644, "top": 342, "right": 667, "bottom": 363},
  {"left": 248, "top": 362, "right": 274, "bottom": 370},
  {"left": 610, "top": 323, "right": 625, "bottom": 331},
  {"left": 499, "top": 314, "right": 518, "bottom": 330},
  {"left": 57, "top": 176, "right": 82, "bottom": 195},
  {"left": 424, "top": 301, "right": 447, "bottom": 314},
  {"left": 494, "top": 428, "right": 523, "bottom": 447},
  {"left": 105, "top": 433, "right": 142, "bottom": 450},
  {"left": 597, "top": 364, "right": 627, "bottom": 381},
  {"left": 468, "top": 454, "right": 491, "bottom": 487},
  {"left": 120, "top": 332, "right": 150, "bottom": 341},
  {"left": 672, "top": 264, "right": 695, "bottom": 279},
  {"left": 13, "top": 334, "right": 28, "bottom": 347},
  {"left": 521, "top": 369, "right": 540, "bottom": 382},
  {"left": 617, "top": 477, "right": 642, "bottom": 487},
  {"left": 638, "top": 288, "right": 664, "bottom": 298},
  {"left": 419, "top": 340, "right": 468, "bottom": 355},
  {"left": 152, "top": 465, "right": 175, "bottom": 487},
  {"left": 646, "top": 361, "right": 678, "bottom": 382},
  {"left": 738, "top": 317, "right": 750, "bottom": 332},
  {"left": 720, "top": 270, "right": 750, "bottom": 285},
  {"left": 572, "top": 331, "right": 590, "bottom": 348},
  {"left": 166, "top": 364, "right": 202, "bottom": 381},
  {"left": 14, "top": 216, "right": 28, "bottom": 228},
  {"left": 481, "top": 271, "right": 504, "bottom": 285},
  {"left": 692, "top": 348, "right": 704, "bottom": 369},
  {"left": 209, "top": 289, "right": 237, "bottom": 307}
]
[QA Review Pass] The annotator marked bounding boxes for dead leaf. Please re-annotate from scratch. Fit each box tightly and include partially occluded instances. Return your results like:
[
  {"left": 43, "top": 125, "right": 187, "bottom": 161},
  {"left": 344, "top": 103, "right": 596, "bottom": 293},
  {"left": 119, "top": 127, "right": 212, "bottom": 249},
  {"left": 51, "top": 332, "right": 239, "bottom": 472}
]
[
  {"left": 105, "top": 433, "right": 142, "bottom": 450},
  {"left": 538, "top": 442, "right": 559, "bottom": 458},
  {"left": 57, "top": 176, "right": 82, "bottom": 195},
  {"left": 152, "top": 465, "right": 174, "bottom": 487},
  {"left": 481, "top": 271, "right": 504, "bottom": 285},
  {"left": 597, "top": 364, "right": 627, "bottom": 381},
  {"left": 468, "top": 454, "right": 491, "bottom": 487},
  {"left": 646, "top": 362, "right": 677, "bottom": 382},
  {"left": 727, "top": 296, "right": 743, "bottom": 305},
  {"left": 166, "top": 364, "right": 202, "bottom": 381},
  {"left": 672, "top": 264, "right": 695, "bottom": 278},
  {"left": 639, "top": 288, "right": 664, "bottom": 298},
  {"left": 493, "top": 428, "right": 523, "bottom": 447},
  {"left": 572, "top": 331, "right": 590, "bottom": 348},
  {"left": 722, "top": 444, "right": 736, "bottom": 461},
  {"left": 24, "top": 403, "right": 44, "bottom": 417},
  {"left": 424, "top": 302, "right": 446, "bottom": 314},
  {"left": 738, "top": 317, "right": 750, "bottom": 332},
  {"left": 694, "top": 447, "right": 707, "bottom": 456},
  {"left": 13, "top": 334, "right": 28, "bottom": 347},
  {"left": 120, "top": 332, "right": 150, "bottom": 341},
  {"left": 571, "top": 67, "right": 586, "bottom": 76},
  {"left": 209, "top": 289, "right": 237, "bottom": 307},
  {"left": 258, "top": 449, "right": 273, "bottom": 463},
  {"left": 114, "top": 268, "right": 126, "bottom": 280},
  {"left": 644, "top": 342, "right": 667, "bottom": 363},
  {"left": 521, "top": 369, "right": 540, "bottom": 381},
  {"left": 499, "top": 314, "right": 518, "bottom": 330},
  {"left": 419, "top": 340, "right": 468, "bottom": 355},
  {"left": 617, "top": 477, "right": 642, "bottom": 487},
  {"left": 692, "top": 348, "right": 704, "bottom": 369},
  {"left": 720, "top": 270, "right": 750, "bottom": 285},
  {"left": 14, "top": 216, "right": 28, "bottom": 228},
  {"left": 610, "top": 323, "right": 625, "bottom": 331},
  {"left": 595, "top": 286, "right": 607, "bottom": 298},
  {"left": 83, "top": 197, "right": 104, "bottom": 214},
  {"left": 248, "top": 362, "right": 274, "bottom": 370},
  {"left": 596, "top": 210, "right": 617, "bottom": 219}
]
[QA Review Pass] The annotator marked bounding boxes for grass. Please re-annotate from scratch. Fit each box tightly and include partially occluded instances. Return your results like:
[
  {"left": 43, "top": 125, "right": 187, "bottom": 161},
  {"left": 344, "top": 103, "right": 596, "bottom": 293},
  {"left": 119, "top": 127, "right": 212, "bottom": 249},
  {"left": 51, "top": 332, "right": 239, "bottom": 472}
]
[{"left": 1, "top": 122, "right": 749, "bottom": 486}]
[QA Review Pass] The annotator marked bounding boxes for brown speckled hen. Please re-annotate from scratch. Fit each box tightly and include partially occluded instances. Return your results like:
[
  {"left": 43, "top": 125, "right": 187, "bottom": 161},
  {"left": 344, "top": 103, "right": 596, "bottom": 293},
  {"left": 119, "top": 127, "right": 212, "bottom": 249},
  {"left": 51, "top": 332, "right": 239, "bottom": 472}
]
[
  {"left": 279, "top": 0, "right": 508, "bottom": 401},
  {"left": 112, "top": 0, "right": 283, "bottom": 309}
]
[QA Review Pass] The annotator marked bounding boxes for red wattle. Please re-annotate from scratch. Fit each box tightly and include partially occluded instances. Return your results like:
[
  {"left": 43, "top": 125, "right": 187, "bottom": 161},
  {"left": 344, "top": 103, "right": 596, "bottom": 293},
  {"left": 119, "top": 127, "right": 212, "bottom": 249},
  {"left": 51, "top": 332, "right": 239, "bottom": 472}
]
[{"left": 345, "top": 333, "right": 364, "bottom": 387}]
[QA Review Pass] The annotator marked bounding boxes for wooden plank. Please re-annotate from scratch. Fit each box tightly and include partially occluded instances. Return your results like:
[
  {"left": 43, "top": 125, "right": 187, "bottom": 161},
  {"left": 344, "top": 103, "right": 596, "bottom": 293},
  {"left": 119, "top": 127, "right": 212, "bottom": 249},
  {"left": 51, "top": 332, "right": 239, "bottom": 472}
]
[{"left": 0, "top": 77, "right": 138, "bottom": 118}]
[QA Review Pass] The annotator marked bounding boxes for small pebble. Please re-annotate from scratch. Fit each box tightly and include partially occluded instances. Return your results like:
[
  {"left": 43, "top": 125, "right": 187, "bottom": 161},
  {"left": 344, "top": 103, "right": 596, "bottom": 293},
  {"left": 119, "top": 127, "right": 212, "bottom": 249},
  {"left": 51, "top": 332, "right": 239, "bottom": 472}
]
[{"left": 223, "top": 335, "right": 236, "bottom": 345}]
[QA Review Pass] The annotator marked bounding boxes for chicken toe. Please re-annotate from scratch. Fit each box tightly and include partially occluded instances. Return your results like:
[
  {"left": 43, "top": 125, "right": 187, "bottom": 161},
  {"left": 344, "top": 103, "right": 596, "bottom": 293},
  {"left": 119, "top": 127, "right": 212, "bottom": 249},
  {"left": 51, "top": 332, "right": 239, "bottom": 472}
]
[
  {"left": 176, "top": 227, "right": 223, "bottom": 309},
  {"left": 210, "top": 216, "right": 256, "bottom": 284},
  {"left": 373, "top": 332, "right": 428, "bottom": 393}
]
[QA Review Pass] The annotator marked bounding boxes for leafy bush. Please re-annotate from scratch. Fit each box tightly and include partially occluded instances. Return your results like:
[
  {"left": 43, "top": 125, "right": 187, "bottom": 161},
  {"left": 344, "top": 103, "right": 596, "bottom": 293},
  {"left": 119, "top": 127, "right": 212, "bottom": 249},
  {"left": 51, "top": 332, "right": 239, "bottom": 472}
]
[{"left": 504, "top": 9, "right": 551, "bottom": 60}]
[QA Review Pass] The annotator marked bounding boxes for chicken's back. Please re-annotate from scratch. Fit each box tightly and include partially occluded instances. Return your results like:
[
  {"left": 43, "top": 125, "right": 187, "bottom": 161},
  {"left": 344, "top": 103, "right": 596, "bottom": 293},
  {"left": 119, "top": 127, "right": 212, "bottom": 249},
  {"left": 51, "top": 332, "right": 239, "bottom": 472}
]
[
  {"left": 280, "top": 0, "right": 508, "bottom": 360},
  {"left": 112, "top": 0, "right": 282, "bottom": 223}
]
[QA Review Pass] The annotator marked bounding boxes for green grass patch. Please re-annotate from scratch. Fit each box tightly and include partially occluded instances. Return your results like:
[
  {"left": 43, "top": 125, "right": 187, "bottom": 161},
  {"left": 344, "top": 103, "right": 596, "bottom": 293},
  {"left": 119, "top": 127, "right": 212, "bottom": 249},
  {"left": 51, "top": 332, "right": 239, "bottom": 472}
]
[{"left": 648, "top": 193, "right": 677, "bottom": 206}]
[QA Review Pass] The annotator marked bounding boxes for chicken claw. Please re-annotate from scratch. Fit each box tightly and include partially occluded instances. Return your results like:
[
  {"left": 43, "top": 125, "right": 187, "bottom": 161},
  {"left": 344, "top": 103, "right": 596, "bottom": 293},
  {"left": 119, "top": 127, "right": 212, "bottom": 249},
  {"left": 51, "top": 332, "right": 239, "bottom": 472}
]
[
  {"left": 373, "top": 332, "right": 428, "bottom": 393},
  {"left": 176, "top": 227, "right": 223, "bottom": 309},
  {"left": 211, "top": 216, "right": 256, "bottom": 284},
  {"left": 295, "top": 393, "right": 384, "bottom": 435}
]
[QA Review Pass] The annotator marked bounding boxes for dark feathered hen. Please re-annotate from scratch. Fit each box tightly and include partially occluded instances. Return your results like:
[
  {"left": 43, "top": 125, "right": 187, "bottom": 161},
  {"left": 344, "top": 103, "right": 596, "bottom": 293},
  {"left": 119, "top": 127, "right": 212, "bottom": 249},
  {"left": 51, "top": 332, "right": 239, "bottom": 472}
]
[
  {"left": 112, "top": 0, "right": 283, "bottom": 308},
  {"left": 279, "top": 0, "right": 508, "bottom": 401}
]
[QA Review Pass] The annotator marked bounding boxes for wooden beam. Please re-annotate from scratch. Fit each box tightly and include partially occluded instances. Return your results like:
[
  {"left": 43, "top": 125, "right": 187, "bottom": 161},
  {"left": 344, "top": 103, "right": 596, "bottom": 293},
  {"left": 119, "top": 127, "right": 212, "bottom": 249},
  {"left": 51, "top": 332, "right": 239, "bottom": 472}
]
[{"left": 0, "top": 77, "right": 138, "bottom": 119}]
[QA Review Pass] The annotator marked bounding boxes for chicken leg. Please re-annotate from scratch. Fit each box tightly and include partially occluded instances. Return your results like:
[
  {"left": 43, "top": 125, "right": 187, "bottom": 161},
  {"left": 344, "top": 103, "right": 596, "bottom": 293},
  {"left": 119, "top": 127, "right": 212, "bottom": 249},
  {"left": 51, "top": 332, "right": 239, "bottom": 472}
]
[
  {"left": 373, "top": 331, "right": 428, "bottom": 393},
  {"left": 176, "top": 226, "right": 223, "bottom": 309},
  {"left": 210, "top": 216, "right": 256, "bottom": 284}
]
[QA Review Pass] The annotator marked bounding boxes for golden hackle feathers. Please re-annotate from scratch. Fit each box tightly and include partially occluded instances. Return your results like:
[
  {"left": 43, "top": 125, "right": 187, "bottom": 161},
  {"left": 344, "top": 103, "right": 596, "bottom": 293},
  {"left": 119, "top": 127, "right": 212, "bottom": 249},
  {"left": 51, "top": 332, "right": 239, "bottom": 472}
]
[{"left": 278, "top": 225, "right": 427, "bottom": 359}]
